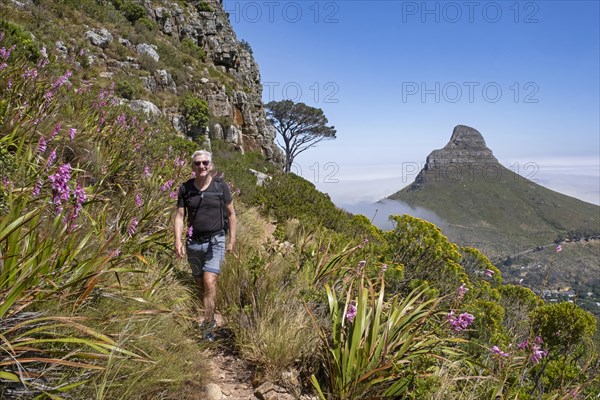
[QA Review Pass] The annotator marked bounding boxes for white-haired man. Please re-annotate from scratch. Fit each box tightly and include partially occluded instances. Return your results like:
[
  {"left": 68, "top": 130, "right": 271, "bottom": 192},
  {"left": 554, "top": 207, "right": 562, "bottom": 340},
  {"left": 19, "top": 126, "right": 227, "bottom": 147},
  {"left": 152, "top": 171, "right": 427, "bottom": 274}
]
[{"left": 174, "top": 150, "right": 237, "bottom": 341}]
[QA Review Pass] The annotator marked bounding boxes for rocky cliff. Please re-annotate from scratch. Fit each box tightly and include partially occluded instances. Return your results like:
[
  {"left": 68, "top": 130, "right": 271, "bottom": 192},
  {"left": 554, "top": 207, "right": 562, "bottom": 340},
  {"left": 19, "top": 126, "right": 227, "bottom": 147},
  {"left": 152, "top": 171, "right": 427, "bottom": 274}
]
[
  {"left": 7, "top": 0, "right": 282, "bottom": 162},
  {"left": 426, "top": 125, "right": 498, "bottom": 167},
  {"left": 409, "top": 125, "right": 499, "bottom": 190}
]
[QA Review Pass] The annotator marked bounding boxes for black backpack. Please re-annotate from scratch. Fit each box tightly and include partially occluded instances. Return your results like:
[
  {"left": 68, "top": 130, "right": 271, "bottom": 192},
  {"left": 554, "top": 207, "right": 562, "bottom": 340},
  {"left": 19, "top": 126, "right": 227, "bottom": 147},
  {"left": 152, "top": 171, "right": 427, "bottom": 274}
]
[{"left": 182, "top": 177, "right": 229, "bottom": 234}]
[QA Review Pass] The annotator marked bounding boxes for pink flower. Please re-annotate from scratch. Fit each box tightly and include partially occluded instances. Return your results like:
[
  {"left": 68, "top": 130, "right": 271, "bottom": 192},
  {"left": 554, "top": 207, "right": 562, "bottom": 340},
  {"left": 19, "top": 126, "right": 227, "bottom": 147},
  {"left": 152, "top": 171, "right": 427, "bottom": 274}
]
[
  {"left": 135, "top": 193, "right": 143, "bottom": 208},
  {"left": 23, "top": 68, "right": 38, "bottom": 79},
  {"left": 37, "top": 137, "right": 47, "bottom": 153},
  {"left": 517, "top": 340, "right": 529, "bottom": 350},
  {"left": 491, "top": 345, "right": 510, "bottom": 357},
  {"left": 143, "top": 165, "right": 151, "bottom": 177},
  {"left": 46, "top": 148, "right": 57, "bottom": 170},
  {"left": 69, "top": 128, "right": 77, "bottom": 140},
  {"left": 346, "top": 302, "right": 357, "bottom": 323},
  {"left": 447, "top": 311, "right": 475, "bottom": 332},
  {"left": 32, "top": 179, "right": 43, "bottom": 197},
  {"left": 127, "top": 217, "right": 139, "bottom": 236},
  {"left": 381, "top": 263, "right": 388, "bottom": 272},
  {"left": 484, "top": 269, "right": 495, "bottom": 277},
  {"left": 50, "top": 123, "right": 61, "bottom": 140},
  {"left": 186, "top": 226, "right": 194, "bottom": 238},
  {"left": 169, "top": 190, "right": 177, "bottom": 199},
  {"left": 529, "top": 344, "right": 548, "bottom": 364},
  {"left": 160, "top": 179, "right": 174, "bottom": 192},
  {"left": 48, "top": 163, "right": 71, "bottom": 214},
  {"left": 457, "top": 283, "right": 469, "bottom": 299}
]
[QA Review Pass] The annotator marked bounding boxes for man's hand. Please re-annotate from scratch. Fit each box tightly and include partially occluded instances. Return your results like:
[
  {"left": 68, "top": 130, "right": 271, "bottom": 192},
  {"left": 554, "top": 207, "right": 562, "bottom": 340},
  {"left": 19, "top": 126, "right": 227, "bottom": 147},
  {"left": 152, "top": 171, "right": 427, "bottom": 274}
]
[{"left": 175, "top": 241, "right": 186, "bottom": 258}]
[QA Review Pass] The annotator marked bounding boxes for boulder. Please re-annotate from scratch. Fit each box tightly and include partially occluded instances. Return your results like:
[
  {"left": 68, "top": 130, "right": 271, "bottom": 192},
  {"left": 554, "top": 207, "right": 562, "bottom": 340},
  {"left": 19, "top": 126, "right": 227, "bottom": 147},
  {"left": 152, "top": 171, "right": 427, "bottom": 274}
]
[
  {"left": 136, "top": 43, "right": 159, "bottom": 62},
  {"left": 129, "top": 100, "right": 161, "bottom": 118},
  {"left": 85, "top": 28, "right": 112, "bottom": 48}
]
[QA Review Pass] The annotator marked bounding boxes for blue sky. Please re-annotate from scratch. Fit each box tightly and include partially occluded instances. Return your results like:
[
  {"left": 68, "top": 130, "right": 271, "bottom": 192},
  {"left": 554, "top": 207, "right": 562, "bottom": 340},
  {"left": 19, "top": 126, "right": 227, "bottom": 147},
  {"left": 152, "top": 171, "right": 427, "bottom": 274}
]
[{"left": 223, "top": 0, "right": 600, "bottom": 208}]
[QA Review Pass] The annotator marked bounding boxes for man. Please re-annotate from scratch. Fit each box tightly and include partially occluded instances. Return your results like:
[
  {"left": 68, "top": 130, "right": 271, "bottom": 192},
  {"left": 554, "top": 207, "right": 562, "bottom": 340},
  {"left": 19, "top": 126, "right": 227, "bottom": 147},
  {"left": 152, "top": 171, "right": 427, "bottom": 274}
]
[{"left": 174, "top": 150, "right": 237, "bottom": 341}]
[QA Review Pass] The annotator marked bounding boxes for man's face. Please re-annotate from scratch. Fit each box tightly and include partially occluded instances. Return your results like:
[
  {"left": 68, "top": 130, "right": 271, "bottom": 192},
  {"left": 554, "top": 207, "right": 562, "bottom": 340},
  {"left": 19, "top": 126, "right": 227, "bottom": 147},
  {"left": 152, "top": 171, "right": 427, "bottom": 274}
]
[{"left": 192, "top": 156, "right": 212, "bottom": 176}]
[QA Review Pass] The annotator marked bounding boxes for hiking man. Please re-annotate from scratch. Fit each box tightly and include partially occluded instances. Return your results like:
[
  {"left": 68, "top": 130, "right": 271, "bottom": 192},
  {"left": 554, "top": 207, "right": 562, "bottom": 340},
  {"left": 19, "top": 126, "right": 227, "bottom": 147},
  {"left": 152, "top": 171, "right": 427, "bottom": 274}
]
[{"left": 174, "top": 150, "right": 237, "bottom": 341}]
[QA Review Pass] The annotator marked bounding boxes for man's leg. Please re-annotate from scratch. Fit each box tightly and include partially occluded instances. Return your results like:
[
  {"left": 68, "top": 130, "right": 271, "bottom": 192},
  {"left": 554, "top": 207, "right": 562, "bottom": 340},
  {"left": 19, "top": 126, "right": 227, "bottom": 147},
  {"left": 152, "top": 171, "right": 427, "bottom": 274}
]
[{"left": 202, "top": 272, "right": 218, "bottom": 323}]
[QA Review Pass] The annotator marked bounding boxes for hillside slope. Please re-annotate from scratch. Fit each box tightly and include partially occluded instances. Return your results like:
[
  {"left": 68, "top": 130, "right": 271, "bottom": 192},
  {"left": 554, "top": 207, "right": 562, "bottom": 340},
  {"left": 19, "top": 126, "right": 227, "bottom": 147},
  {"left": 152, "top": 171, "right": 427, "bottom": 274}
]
[{"left": 388, "top": 125, "right": 600, "bottom": 256}]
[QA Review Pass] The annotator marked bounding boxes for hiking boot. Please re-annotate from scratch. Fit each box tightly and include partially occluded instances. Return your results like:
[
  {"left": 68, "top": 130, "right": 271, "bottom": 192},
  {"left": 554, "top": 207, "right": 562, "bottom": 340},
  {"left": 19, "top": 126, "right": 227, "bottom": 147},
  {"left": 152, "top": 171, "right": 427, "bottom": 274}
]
[
  {"left": 199, "top": 319, "right": 217, "bottom": 342},
  {"left": 203, "top": 331, "right": 216, "bottom": 342}
]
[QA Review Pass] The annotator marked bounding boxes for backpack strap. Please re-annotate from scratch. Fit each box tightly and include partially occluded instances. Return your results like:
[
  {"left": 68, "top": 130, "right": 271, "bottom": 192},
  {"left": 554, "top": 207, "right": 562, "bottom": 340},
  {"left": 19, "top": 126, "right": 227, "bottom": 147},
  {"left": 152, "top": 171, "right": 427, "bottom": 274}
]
[
  {"left": 182, "top": 180, "right": 202, "bottom": 227},
  {"left": 203, "top": 178, "right": 227, "bottom": 232}
]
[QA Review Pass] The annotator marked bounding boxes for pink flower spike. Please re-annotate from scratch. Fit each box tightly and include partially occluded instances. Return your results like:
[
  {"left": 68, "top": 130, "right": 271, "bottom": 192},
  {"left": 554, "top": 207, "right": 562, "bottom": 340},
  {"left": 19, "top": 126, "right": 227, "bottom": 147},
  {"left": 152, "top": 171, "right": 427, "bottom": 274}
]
[
  {"left": 186, "top": 226, "right": 194, "bottom": 238},
  {"left": 491, "top": 346, "right": 510, "bottom": 357},
  {"left": 135, "top": 193, "right": 143, "bottom": 208},
  {"left": 127, "top": 217, "right": 139, "bottom": 236},
  {"left": 517, "top": 340, "right": 529, "bottom": 350},
  {"left": 69, "top": 128, "right": 77, "bottom": 140},
  {"left": 381, "top": 263, "right": 388, "bottom": 272},
  {"left": 447, "top": 311, "right": 475, "bottom": 332},
  {"left": 529, "top": 344, "right": 548, "bottom": 364},
  {"left": 484, "top": 269, "right": 495, "bottom": 277},
  {"left": 457, "top": 283, "right": 468, "bottom": 298},
  {"left": 50, "top": 123, "right": 61, "bottom": 139},
  {"left": 37, "top": 137, "right": 47, "bottom": 153},
  {"left": 32, "top": 180, "right": 43, "bottom": 197},
  {"left": 46, "top": 148, "right": 57, "bottom": 170},
  {"left": 346, "top": 302, "right": 357, "bottom": 323}
]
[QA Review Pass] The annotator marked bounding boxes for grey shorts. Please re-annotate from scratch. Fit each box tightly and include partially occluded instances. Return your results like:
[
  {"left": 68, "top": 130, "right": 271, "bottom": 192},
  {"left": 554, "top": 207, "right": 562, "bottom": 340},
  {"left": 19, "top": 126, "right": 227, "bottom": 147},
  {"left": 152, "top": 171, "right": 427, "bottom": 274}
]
[{"left": 186, "top": 231, "right": 226, "bottom": 276}]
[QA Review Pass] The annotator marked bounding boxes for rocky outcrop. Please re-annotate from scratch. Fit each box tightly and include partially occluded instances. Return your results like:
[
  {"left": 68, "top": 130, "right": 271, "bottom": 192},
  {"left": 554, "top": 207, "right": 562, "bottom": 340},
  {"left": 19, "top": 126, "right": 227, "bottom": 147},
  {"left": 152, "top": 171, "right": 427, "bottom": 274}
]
[
  {"left": 85, "top": 28, "right": 112, "bottom": 48},
  {"left": 50, "top": 0, "right": 282, "bottom": 164},
  {"left": 409, "top": 125, "right": 500, "bottom": 189},
  {"left": 425, "top": 125, "right": 498, "bottom": 168},
  {"left": 138, "top": 0, "right": 282, "bottom": 163}
]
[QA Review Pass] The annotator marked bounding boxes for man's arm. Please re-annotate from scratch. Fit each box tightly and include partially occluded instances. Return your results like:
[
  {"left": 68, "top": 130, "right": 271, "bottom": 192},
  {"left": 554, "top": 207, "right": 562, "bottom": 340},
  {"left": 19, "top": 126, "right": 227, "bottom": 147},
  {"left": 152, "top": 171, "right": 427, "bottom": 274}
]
[
  {"left": 174, "top": 207, "right": 186, "bottom": 258},
  {"left": 225, "top": 202, "right": 236, "bottom": 252}
]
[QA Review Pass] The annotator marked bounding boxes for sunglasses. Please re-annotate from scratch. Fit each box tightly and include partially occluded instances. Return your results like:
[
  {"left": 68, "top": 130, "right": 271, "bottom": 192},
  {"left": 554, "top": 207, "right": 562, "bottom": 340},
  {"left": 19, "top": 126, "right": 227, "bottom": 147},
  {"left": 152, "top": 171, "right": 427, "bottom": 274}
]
[{"left": 194, "top": 160, "right": 211, "bottom": 166}]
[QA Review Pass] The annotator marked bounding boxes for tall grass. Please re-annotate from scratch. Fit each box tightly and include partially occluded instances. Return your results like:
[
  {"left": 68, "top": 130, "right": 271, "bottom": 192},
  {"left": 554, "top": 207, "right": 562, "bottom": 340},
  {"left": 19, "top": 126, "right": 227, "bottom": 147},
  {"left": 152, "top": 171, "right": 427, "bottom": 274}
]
[{"left": 0, "top": 30, "right": 206, "bottom": 397}]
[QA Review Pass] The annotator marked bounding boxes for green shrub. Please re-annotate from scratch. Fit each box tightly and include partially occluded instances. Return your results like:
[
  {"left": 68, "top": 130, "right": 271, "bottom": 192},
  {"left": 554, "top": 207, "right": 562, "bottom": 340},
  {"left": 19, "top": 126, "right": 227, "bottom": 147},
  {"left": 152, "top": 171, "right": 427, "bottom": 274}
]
[
  {"left": 115, "top": 79, "right": 136, "bottom": 99},
  {"left": 0, "top": 20, "right": 40, "bottom": 60},
  {"left": 180, "top": 37, "right": 206, "bottom": 61},
  {"left": 240, "top": 39, "right": 253, "bottom": 54},
  {"left": 137, "top": 53, "right": 160, "bottom": 72},
  {"left": 195, "top": 1, "right": 212, "bottom": 12},
  {"left": 383, "top": 215, "right": 468, "bottom": 297},
  {"left": 134, "top": 17, "right": 155, "bottom": 31},
  {"left": 181, "top": 94, "right": 209, "bottom": 131},
  {"left": 121, "top": 1, "right": 146, "bottom": 23}
]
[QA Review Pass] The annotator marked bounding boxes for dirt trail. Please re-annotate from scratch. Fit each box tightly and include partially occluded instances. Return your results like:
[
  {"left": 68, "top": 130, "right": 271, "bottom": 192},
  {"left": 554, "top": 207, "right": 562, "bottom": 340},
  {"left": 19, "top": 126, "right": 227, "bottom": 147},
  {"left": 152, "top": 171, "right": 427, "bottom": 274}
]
[{"left": 204, "top": 344, "right": 257, "bottom": 400}]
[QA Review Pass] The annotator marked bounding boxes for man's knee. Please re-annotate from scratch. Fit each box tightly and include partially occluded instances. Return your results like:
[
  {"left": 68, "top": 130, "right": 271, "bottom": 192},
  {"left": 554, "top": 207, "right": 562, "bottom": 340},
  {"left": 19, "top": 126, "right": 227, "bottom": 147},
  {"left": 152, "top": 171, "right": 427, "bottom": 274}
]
[{"left": 203, "top": 272, "right": 218, "bottom": 292}]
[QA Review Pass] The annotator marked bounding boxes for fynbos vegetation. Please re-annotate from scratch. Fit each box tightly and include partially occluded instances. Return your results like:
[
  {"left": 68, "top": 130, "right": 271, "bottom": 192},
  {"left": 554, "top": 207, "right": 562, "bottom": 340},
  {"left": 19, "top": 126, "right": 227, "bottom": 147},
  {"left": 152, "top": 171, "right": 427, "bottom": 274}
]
[{"left": 1, "top": 2, "right": 599, "bottom": 400}]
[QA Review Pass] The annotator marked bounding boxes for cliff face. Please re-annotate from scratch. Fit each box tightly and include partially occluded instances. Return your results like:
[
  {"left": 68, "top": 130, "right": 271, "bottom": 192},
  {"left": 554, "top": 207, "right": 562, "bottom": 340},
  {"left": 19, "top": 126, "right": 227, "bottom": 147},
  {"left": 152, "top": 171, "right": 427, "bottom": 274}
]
[
  {"left": 156, "top": 0, "right": 281, "bottom": 161},
  {"left": 143, "top": 0, "right": 281, "bottom": 161},
  {"left": 7, "top": 0, "right": 282, "bottom": 163},
  {"left": 410, "top": 125, "right": 499, "bottom": 190},
  {"left": 426, "top": 125, "right": 498, "bottom": 168}
]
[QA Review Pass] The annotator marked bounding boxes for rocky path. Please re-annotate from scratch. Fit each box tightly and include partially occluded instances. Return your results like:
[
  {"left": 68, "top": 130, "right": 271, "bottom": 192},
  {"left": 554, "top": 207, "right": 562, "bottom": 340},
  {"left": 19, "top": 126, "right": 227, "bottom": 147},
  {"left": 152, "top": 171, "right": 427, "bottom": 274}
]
[
  {"left": 203, "top": 344, "right": 257, "bottom": 400},
  {"left": 199, "top": 316, "right": 305, "bottom": 400}
]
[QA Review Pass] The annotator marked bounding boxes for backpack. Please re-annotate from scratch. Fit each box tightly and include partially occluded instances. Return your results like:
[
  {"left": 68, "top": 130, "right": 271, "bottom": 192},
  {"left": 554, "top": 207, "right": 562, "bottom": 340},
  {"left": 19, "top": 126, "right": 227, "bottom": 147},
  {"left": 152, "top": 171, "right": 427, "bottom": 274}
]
[{"left": 182, "top": 177, "right": 229, "bottom": 234}]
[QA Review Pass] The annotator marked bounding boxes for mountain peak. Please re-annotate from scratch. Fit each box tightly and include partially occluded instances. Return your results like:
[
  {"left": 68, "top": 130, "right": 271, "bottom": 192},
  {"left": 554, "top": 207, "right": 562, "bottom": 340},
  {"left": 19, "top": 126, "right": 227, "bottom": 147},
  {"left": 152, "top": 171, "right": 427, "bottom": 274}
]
[
  {"left": 426, "top": 125, "right": 498, "bottom": 169},
  {"left": 445, "top": 125, "right": 489, "bottom": 150}
]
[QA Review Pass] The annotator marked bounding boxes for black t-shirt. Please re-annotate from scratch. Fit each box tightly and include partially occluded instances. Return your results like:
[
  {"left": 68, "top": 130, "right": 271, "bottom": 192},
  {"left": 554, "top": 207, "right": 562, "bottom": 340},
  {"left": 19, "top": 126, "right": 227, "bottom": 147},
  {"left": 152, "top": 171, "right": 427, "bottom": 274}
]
[{"left": 177, "top": 178, "right": 232, "bottom": 235}]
